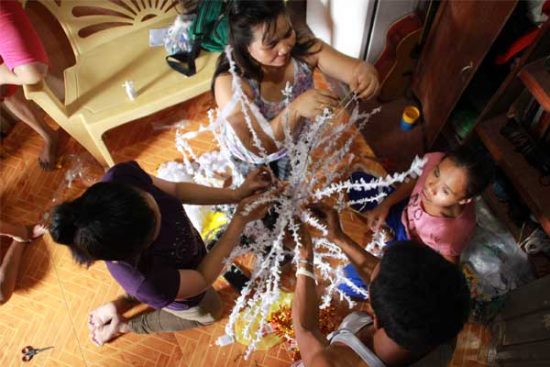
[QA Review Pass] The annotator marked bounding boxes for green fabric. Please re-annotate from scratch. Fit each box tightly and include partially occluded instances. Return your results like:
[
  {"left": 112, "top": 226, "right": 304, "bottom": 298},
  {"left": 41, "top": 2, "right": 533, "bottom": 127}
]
[{"left": 189, "top": 0, "right": 229, "bottom": 52}]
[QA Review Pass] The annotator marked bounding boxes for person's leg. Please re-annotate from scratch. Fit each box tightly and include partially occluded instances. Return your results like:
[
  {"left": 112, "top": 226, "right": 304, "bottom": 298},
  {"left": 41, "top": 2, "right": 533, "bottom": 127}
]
[
  {"left": 127, "top": 287, "right": 223, "bottom": 334},
  {"left": 0, "top": 0, "right": 49, "bottom": 86},
  {"left": 0, "top": 240, "right": 25, "bottom": 305},
  {"left": 89, "top": 288, "right": 223, "bottom": 344},
  {"left": 0, "top": 62, "right": 47, "bottom": 86},
  {"left": 2, "top": 91, "right": 58, "bottom": 170},
  {"left": 0, "top": 221, "right": 45, "bottom": 304},
  {"left": 0, "top": 220, "right": 46, "bottom": 243},
  {"left": 0, "top": 219, "right": 28, "bottom": 240},
  {"left": 0, "top": 82, "right": 17, "bottom": 102}
]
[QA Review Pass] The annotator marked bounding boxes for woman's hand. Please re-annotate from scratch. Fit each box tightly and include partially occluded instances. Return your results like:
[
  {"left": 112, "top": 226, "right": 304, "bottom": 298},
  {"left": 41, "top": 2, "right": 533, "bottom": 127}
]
[
  {"left": 349, "top": 62, "right": 379, "bottom": 100},
  {"left": 290, "top": 89, "right": 338, "bottom": 120},
  {"left": 235, "top": 186, "right": 283, "bottom": 223},
  {"left": 235, "top": 167, "right": 273, "bottom": 200}
]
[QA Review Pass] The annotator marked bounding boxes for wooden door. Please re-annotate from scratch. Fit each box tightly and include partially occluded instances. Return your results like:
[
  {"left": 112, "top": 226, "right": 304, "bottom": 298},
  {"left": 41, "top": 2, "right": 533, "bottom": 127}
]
[{"left": 412, "top": 0, "right": 517, "bottom": 146}]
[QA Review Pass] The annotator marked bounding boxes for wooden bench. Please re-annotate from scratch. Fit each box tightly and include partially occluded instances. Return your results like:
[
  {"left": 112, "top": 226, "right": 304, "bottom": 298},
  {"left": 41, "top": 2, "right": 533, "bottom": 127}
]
[{"left": 23, "top": 0, "right": 218, "bottom": 167}]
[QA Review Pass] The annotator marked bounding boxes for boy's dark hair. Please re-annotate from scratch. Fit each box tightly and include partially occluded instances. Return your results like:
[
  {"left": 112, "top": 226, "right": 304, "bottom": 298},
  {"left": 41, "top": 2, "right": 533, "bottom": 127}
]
[
  {"left": 446, "top": 144, "right": 495, "bottom": 198},
  {"left": 49, "top": 182, "right": 156, "bottom": 266},
  {"left": 370, "top": 241, "right": 471, "bottom": 352},
  {"left": 211, "top": 0, "right": 319, "bottom": 95}
]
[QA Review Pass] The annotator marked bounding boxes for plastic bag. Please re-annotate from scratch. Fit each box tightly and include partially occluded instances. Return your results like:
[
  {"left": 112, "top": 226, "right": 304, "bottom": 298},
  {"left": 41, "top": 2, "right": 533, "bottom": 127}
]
[
  {"left": 461, "top": 199, "right": 534, "bottom": 301},
  {"left": 164, "top": 14, "right": 195, "bottom": 55}
]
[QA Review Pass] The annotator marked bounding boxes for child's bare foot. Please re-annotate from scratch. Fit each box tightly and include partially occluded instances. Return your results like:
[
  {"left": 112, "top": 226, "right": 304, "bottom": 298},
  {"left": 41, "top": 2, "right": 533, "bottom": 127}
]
[
  {"left": 8, "top": 224, "right": 47, "bottom": 243},
  {"left": 38, "top": 130, "right": 59, "bottom": 171}
]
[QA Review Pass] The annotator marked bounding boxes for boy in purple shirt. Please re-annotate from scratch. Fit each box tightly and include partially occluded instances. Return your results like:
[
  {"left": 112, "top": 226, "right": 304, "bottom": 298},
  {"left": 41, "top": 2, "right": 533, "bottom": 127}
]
[{"left": 49, "top": 161, "right": 274, "bottom": 345}]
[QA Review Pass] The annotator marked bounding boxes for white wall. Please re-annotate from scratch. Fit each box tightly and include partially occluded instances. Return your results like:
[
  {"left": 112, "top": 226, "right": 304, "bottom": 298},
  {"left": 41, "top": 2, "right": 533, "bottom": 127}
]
[
  {"left": 306, "top": 0, "right": 423, "bottom": 62},
  {"left": 306, "top": 0, "right": 375, "bottom": 59},
  {"left": 365, "top": 0, "right": 422, "bottom": 63}
]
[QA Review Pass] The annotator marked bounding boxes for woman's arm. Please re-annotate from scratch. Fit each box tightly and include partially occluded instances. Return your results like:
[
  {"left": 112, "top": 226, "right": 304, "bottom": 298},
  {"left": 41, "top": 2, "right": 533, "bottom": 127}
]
[
  {"left": 174, "top": 191, "right": 276, "bottom": 299},
  {"left": 150, "top": 167, "right": 272, "bottom": 205},
  {"left": 307, "top": 40, "right": 379, "bottom": 100},
  {"left": 175, "top": 214, "right": 247, "bottom": 298}
]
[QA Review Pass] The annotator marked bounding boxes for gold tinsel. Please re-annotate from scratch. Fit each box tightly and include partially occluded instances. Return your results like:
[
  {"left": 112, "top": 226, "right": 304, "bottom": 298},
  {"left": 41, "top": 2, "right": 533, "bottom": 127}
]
[{"left": 268, "top": 305, "right": 340, "bottom": 361}]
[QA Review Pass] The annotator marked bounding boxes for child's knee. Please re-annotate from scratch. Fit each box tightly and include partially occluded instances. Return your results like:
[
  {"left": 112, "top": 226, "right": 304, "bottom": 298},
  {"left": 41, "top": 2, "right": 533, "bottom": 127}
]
[
  {"left": 202, "top": 293, "right": 224, "bottom": 324},
  {"left": 13, "top": 63, "right": 47, "bottom": 85}
]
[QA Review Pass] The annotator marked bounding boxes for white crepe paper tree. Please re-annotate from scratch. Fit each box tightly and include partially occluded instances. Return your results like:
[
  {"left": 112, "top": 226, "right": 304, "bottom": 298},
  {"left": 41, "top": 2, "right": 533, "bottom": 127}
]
[{"left": 174, "top": 46, "right": 427, "bottom": 358}]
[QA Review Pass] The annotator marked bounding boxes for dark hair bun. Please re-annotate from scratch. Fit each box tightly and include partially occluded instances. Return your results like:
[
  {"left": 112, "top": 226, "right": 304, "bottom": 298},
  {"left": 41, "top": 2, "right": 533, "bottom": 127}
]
[{"left": 49, "top": 202, "right": 80, "bottom": 245}]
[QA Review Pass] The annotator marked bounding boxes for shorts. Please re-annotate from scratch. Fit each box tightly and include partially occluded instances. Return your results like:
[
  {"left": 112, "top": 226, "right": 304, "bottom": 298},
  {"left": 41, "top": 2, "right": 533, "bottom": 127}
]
[{"left": 0, "top": 0, "right": 48, "bottom": 71}]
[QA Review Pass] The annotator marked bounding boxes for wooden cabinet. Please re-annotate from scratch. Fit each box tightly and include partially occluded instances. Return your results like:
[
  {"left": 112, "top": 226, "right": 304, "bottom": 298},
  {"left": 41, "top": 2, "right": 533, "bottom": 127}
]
[
  {"left": 412, "top": 0, "right": 550, "bottom": 238},
  {"left": 474, "top": 20, "right": 550, "bottom": 237},
  {"left": 413, "top": 0, "right": 517, "bottom": 147}
]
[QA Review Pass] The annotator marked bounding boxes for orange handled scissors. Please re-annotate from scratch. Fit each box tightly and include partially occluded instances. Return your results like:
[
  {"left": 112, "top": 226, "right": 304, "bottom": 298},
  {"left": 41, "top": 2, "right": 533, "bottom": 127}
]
[{"left": 21, "top": 345, "right": 54, "bottom": 362}]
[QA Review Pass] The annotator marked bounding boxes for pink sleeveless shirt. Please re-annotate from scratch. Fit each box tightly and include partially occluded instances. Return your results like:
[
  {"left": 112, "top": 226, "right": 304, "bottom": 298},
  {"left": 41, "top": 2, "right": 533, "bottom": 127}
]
[{"left": 402, "top": 153, "right": 476, "bottom": 257}]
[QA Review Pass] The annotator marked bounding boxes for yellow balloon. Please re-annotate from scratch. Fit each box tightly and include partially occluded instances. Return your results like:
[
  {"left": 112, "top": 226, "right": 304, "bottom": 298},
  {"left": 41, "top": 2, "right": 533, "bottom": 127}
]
[{"left": 201, "top": 211, "right": 229, "bottom": 242}]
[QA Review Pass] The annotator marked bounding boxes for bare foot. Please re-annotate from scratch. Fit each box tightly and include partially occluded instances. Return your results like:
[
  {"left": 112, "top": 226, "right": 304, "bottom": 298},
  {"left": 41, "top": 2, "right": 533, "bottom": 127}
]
[
  {"left": 90, "top": 320, "right": 128, "bottom": 346},
  {"left": 88, "top": 302, "right": 130, "bottom": 346},
  {"left": 38, "top": 130, "right": 59, "bottom": 171}
]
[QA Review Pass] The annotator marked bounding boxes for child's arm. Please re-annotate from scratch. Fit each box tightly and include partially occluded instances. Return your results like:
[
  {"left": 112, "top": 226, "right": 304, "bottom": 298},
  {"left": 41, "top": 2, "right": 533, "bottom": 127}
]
[
  {"left": 306, "top": 40, "right": 379, "bottom": 100},
  {"left": 362, "top": 178, "right": 417, "bottom": 231},
  {"left": 150, "top": 167, "right": 272, "bottom": 205},
  {"left": 310, "top": 205, "right": 379, "bottom": 283}
]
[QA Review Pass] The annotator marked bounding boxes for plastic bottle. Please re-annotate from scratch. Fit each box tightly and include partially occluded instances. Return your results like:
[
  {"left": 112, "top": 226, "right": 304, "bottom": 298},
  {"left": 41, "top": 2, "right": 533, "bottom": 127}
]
[{"left": 164, "top": 14, "right": 195, "bottom": 55}]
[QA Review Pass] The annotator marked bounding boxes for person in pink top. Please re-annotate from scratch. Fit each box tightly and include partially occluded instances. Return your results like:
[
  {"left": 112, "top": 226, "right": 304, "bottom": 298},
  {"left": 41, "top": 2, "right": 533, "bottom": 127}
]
[
  {"left": 0, "top": 0, "right": 58, "bottom": 170},
  {"left": 399, "top": 151, "right": 477, "bottom": 261},
  {"left": 340, "top": 145, "right": 494, "bottom": 299}
]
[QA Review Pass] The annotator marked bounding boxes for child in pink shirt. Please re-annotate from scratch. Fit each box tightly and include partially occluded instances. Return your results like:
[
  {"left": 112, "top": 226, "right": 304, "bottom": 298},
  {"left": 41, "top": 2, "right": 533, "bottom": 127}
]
[
  {"left": 401, "top": 152, "right": 477, "bottom": 260},
  {"left": 341, "top": 145, "right": 494, "bottom": 298}
]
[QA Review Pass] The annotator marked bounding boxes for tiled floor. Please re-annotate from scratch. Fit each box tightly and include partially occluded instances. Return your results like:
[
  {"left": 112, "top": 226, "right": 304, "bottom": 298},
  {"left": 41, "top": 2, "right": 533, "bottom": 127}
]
[
  {"left": 0, "top": 2, "right": 491, "bottom": 367},
  {"left": 0, "top": 91, "right": 298, "bottom": 367},
  {"left": 0, "top": 89, "right": 492, "bottom": 367}
]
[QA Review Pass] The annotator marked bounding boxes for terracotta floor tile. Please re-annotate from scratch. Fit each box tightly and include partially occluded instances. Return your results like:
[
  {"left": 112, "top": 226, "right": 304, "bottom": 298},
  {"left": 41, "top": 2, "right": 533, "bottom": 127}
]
[{"left": 0, "top": 56, "right": 489, "bottom": 367}]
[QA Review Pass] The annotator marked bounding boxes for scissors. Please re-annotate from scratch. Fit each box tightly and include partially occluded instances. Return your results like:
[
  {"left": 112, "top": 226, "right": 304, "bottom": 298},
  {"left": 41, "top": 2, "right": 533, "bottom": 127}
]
[{"left": 21, "top": 345, "right": 54, "bottom": 362}]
